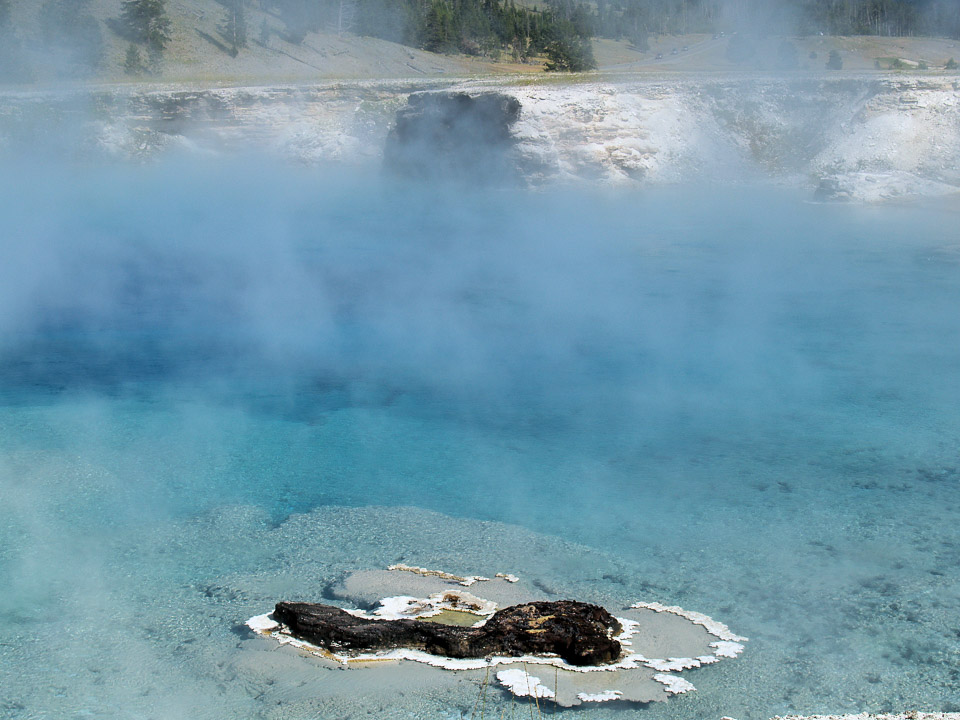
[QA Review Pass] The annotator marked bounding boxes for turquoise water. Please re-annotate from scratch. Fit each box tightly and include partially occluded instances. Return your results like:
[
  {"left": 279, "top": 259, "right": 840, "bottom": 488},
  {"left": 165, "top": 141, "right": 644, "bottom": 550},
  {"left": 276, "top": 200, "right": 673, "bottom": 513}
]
[{"left": 1, "top": 161, "right": 959, "bottom": 719}]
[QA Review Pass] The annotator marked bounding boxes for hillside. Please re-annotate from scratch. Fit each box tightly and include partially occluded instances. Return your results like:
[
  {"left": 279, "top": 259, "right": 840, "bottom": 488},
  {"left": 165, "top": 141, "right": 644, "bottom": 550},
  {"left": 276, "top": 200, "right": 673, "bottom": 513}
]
[
  {"left": 595, "top": 34, "right": 960, "bottom": 73},
  {"left": 0, "top": 0, "right": 512, "bottom": 83},
  {"left": 2, "top": 0, "right": 960, "bottom": 84}
]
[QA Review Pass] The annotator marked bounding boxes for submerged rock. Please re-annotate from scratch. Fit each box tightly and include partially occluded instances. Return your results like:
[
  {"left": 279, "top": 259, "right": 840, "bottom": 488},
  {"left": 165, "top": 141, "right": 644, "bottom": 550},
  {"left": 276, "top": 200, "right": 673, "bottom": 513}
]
[
  {"left": 383, "top": 91, "right": 522, "bottom": 182},
  {"left": 273, "top": 599, "right": 621, "bottom": 666},
  {"left": 813, "top": 176, "right": 852, "bottom": 201}
]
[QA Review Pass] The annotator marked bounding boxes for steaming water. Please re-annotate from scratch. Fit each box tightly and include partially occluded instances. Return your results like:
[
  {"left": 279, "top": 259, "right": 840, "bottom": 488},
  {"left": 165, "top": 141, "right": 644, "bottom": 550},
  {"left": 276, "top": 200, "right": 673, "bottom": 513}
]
[{"left": 1, "top": 160, "right": 959, "bottom": 720}]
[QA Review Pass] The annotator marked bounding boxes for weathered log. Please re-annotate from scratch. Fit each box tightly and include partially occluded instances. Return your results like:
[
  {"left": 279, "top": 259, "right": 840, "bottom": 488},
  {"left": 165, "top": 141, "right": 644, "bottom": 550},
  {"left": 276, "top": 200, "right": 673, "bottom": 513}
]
[{"left": 272, "top": 599, "right": 622, "bottom": 666}]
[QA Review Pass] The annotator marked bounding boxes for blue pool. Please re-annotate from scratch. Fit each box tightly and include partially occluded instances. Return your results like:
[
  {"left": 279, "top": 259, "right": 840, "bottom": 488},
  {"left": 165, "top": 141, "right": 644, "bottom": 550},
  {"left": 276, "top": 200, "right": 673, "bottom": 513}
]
[{"left": 1, "top": 160, "right": 958, "bottom": 719}]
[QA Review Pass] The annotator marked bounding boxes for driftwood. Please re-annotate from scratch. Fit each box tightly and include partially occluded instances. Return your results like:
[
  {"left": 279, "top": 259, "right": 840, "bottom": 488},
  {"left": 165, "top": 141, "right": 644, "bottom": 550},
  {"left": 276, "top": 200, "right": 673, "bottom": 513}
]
[{"left": 273, "top": 599, "right": 622, "bottom": 666}]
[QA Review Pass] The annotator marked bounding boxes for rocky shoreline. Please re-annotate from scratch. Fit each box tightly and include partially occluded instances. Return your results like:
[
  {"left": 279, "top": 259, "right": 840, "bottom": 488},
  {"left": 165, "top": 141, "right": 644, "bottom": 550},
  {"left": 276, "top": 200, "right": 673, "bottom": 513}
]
[{"left": 1, "top": 74, "right": 958, "bottom": 201}]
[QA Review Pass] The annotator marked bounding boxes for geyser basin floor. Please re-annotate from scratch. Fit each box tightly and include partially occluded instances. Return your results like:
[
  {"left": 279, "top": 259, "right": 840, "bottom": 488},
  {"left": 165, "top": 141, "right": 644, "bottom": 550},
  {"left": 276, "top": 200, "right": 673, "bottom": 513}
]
[{"left": 1, "top": 165, "right": 959, "bottom": 718}]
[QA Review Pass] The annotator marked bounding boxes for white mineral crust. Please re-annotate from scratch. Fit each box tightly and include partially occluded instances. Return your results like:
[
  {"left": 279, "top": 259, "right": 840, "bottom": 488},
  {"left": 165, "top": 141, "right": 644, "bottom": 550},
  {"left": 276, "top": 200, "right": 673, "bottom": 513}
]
[
  {"left": 577, "top": 690, "right": 623, "bottom": 702},
  {"left": 496, "top": 669, "right": 555, "bottom": 699},
  {"left": 653, "top": 673, "right": 696, "bottom": 694}
]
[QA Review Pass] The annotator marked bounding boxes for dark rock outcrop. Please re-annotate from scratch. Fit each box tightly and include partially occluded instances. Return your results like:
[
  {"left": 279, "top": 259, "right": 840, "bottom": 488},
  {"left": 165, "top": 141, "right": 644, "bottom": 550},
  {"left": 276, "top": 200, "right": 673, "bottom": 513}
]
[
  {"left": 272, "top": 599, "right": 622, "bottom": 666},
  {"left": 813, "top": 176, "right": 852, "bottom": 202},
  {"left": 383, "top": 91, "right": 522, "bottom": 182}
]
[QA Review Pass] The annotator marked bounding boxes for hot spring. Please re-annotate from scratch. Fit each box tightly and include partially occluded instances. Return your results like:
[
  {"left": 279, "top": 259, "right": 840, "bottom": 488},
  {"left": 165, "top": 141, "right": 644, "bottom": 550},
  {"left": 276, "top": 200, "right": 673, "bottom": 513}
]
[{"left": 0, "top": 160, "right": 958, "bottom": 719}]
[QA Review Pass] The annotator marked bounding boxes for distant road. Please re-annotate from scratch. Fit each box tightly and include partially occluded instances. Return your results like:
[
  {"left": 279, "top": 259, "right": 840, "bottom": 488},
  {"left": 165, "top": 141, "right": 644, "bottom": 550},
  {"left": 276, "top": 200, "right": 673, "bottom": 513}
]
[{"left": 602, "top": 36, "right": 726, "bottom": 71}]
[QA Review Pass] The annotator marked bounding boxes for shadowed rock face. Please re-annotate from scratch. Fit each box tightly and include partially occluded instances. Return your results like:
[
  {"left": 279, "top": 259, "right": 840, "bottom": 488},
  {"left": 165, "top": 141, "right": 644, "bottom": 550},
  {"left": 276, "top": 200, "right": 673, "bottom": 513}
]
[
  {"left": 383, "top": 91, "right": 522, "bottom": 183},
  {"left": 273, "top": 600, "right": 622, "bottom": 666}
]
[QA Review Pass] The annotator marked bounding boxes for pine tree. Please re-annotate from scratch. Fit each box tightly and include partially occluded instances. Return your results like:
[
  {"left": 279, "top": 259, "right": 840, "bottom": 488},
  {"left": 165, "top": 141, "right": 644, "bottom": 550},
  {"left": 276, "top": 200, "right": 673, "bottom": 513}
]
[
  {"left": 629, "top": 22, "right": 648, "bottom": 52},
  {"left": 123, "top": 43, "right": 146, "bottom": 74},
  {"left": 220, "top": 0, "right": 248, "bottom": 57},
  {"left": 337, "top": 0, "right": 356, "bottom": 37},
  {"left": 543, "top": 28, "right": 595, "bottom": 71},
  {"left": 120, "top": 0, "right": 172, "bottom": 54},
  {"left": 422, "top": 0, "right": 458, "bottom": 53}
]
